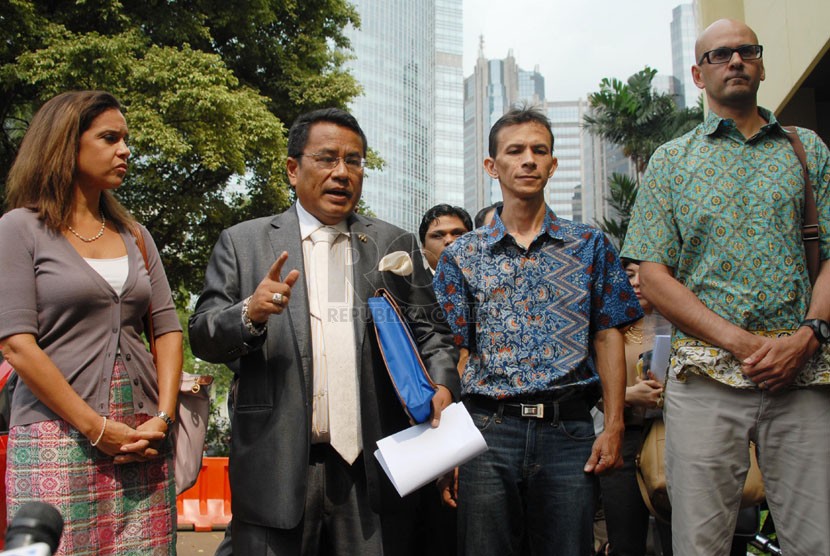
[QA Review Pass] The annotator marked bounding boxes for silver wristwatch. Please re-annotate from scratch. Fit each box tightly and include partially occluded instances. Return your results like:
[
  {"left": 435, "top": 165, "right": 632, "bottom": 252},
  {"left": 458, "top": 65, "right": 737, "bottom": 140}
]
[{"left": 155, "top": 410, "right": 175, "bottom": 427}]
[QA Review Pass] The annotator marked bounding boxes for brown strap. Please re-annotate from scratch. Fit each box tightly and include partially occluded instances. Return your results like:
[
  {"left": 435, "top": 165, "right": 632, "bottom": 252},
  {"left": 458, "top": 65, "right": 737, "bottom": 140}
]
[
  {"left": 783, "top": 126, "right": 819, "bottom": 285},
  {"left": 129, "top": 222, "right": 157, "bottom": 362}
]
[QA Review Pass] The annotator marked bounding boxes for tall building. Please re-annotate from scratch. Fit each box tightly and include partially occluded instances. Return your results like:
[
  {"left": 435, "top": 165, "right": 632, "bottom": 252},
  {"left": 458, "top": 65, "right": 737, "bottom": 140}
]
[
  {"left": 671, "top": 3, "right": 699, "bottom": 108},
  {"left": 344, "top": 0, "right": 449, "bottom": 232},
  {"left": 463, "top": 46, "right": 545, "bottom": 215},
  {"left": 652, "top": 74, "right": 680, "bottom": 100},
  {"left": 583, "top": 131, "right": 634, "bottom": 245},
  {"left": 546, "top": 100, "right": 589, "bottom": 222},
  {"left": 434, "top": 0, "right": 465, "bottom": 208}
]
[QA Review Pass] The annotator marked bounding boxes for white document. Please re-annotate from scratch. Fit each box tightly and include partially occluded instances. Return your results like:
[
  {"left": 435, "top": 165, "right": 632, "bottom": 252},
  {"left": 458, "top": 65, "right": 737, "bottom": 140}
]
[
  {"left": 650, "top": 335, "right": 672, "bottom": 381},
  {"left": 374, "top": 402, "right": 488, "bottom": 497}
]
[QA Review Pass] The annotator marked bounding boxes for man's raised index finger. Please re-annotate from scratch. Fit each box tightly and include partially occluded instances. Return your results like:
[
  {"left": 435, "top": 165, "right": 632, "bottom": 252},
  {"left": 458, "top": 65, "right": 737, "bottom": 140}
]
[{"left": 268, "top": 251, "right": 289, "bottom": 282}]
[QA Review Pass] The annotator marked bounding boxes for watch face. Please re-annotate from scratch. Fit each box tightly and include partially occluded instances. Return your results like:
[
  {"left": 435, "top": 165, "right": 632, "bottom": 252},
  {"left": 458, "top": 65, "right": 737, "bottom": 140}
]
[{"left": 819, "top": 321, "right": 830, "bottom": 341}]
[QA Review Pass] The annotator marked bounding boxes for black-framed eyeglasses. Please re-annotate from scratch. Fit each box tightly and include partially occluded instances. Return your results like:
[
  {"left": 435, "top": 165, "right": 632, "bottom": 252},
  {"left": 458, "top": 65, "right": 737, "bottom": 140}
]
[
  {"left": 698, "top": 44, "right": 763, "bottom": 65},
  {"left": 298, "top": 152, "right": 367, "bottom": 171}
]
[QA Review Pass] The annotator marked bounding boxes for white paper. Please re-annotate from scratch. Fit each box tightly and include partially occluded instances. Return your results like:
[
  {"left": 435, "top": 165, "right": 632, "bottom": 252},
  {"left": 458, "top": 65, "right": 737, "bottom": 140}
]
[
  {"left": 374, "top": 402, "right": 488, "bottom": 497},
  {"left": 650, "top": 335, "right": 672, "bottom": 381}
]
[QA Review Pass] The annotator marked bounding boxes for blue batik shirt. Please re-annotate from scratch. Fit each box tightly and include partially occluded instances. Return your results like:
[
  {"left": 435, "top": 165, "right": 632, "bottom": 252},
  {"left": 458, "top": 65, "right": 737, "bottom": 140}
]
[{"left": 434, "top": 207, "right": 643, "bottom": 399}]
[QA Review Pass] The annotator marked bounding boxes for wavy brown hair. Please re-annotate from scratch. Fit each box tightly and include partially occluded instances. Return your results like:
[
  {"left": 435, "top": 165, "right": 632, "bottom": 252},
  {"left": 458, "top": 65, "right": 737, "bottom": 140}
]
[{"left": 5, "top": 91, "right": 134, "bottom": 231}]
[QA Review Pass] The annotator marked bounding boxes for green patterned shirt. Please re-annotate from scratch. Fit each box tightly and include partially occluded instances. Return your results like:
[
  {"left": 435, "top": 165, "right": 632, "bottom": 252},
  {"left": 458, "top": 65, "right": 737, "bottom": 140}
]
[{"left": 622, "top": 108, "right": 830, "bottom": 387}]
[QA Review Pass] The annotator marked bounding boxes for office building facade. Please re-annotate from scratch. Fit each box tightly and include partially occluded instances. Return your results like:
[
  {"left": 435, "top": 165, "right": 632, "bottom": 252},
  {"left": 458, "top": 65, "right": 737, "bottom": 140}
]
[
  {"left": 344, "top": 0, "right": 464, "bottom": 232},
  {"left": 671, "top": 3, "right": 700, "bottom": 108},
  {"left": 463, "top": 47, "right": 545, "bottom": 215}
]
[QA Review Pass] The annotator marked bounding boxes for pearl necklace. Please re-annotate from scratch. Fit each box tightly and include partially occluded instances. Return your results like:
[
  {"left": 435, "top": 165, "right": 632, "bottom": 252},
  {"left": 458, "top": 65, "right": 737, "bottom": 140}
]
[{"left": 67, "top": 213, "right": 106, "bottom": 243}]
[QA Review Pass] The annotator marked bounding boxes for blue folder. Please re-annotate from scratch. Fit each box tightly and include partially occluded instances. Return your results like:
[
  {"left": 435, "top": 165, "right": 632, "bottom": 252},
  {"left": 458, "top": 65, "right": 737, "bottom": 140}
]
[{"left": 368, "top": 289, "right": 437, "bottom": 423}]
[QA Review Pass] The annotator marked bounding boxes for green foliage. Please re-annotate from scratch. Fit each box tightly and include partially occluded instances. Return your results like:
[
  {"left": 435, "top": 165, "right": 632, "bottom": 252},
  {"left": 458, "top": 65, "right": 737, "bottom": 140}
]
[
  {"left": 1, "top": 0, "right": 361, "bottom": 303},
  {"left": 597, "top": 173, "right": 638, "bottom": 249},
  {"left": 585, "top": 67, "right": 703, "bottom": 244},
  {"left": 584, "top": 67, "right": 702, "bottom": 178}
]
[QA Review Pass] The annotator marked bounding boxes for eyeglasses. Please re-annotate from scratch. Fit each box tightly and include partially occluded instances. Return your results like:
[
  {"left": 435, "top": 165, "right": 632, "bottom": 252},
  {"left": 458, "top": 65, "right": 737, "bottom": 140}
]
[
  {"left": 698, "top": 44, "right": 763, "bottom": 65},
  {"left": 298, "top": 152, "right": 367, "bottom": 171}
]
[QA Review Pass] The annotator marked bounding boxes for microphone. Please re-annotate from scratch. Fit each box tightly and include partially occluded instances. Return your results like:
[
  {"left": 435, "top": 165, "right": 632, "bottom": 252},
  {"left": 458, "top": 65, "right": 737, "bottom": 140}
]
[{"left": 3, "top": 501, "right": 63, "bottom": 555}]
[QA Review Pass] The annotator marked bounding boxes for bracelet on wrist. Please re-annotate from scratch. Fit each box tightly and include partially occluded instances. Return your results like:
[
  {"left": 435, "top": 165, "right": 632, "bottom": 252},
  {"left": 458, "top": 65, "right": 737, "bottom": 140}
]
[
  {"left": 155, "top": 410, "right": 175, "bottom": 427},
  {"left": 242, "top": 296, "right": 267, "bottom": 336},
  {"left": 90, "top": 416, "right": 107, "bottom": 447}
]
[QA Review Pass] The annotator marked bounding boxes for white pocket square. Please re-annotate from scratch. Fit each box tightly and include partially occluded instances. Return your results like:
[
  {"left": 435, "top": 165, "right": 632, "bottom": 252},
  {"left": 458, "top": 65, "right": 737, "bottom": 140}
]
[{"left": 378, "top": 251, "right": 413, "bottom": 276}]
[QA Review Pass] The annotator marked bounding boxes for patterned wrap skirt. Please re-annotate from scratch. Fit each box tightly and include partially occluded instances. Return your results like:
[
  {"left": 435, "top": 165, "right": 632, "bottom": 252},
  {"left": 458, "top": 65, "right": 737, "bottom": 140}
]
[{"left": 5, "top": 357, "right": 176, "bottom": 555}]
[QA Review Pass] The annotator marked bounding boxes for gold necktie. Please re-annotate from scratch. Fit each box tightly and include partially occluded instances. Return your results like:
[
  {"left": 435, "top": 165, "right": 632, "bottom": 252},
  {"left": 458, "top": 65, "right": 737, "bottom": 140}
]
[{"left": 310, "top": 227, "right": 361, "bottom": 464}]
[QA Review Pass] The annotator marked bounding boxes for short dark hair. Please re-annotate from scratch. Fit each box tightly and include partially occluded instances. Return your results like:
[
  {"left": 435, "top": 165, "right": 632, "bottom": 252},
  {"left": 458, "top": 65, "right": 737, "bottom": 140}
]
[
  {"left": 418, "top": 204, "right": 473, "bottom": 244},
  {"left": 488, "top": 105, "right": 554, "bottom": 158},
  {"left": 287, "top": 108, "right": 367, "bottom": 158},
  {"left": 474, "top": 201, "right": 503, "bottom": 228}
]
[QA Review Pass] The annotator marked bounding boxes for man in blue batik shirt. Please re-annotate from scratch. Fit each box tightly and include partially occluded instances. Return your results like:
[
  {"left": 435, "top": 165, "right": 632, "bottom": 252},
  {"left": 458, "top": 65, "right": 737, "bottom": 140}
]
[{"left": 433, "top": 106, "right": 643, "bottom": 556}]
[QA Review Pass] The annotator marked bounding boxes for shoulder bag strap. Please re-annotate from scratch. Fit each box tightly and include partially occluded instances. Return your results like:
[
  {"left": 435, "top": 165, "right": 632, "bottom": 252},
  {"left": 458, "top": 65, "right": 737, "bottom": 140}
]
[
  {"left": 783, "top": 126, "right": 819, "bottom": 285},
  {"left": 128, "top": 222, "right": 157, "bottom": 361}
]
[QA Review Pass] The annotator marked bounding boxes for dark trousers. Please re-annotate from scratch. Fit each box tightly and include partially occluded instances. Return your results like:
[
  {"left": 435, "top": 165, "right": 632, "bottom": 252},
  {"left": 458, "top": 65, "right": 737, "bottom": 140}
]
[
  {"left": 232, "top": 445, "right": 390, "bottom": 556},
  {"left": 412, "top": 484, "right": 457, "bottom": 556}
]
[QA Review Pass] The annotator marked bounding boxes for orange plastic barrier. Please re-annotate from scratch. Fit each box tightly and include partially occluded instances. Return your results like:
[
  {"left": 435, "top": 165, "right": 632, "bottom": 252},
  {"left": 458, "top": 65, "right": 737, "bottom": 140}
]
[{"left": 176, "top": 456, "right": 232, "bottom": 531}]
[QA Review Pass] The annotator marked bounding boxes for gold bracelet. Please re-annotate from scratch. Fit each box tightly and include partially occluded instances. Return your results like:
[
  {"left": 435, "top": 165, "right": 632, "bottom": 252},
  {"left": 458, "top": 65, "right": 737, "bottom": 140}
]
[{"left": 90, "top": 416, "right": 107, "bottom": 447}]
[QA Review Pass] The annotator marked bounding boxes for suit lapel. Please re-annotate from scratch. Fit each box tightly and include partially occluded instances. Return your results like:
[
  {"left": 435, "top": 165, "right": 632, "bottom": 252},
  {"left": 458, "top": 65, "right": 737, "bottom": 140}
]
[
  {"left": 268, "top": 206, "right": 313, "bottom": 392},
  {"left": 348, "top": 215, "right": 379, "bottom": 358}
]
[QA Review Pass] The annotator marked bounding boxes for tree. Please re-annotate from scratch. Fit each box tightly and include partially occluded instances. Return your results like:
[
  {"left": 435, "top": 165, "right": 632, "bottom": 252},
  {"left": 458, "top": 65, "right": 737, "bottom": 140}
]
[
  {"left": 596, "top": 173, "right": 638, "bottom": 248},
  {"left": 584, "top": 67, "right": 701, "bottom": 180},
  {"left": 584, "top": 67, "right": 702, "bottom": 246},
  {"left": 1, "top": 0, "right": 362, "bottom": 303}
]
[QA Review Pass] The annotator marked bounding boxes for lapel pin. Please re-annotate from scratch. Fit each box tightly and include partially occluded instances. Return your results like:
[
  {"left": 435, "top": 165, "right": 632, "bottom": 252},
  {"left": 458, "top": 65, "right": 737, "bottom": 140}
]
[{"left": 358, "top": 234, "right": 368, "bottom": 243}]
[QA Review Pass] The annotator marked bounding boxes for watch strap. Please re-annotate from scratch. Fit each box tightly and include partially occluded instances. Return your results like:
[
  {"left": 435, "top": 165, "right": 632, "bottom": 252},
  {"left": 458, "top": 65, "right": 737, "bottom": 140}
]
[{"left": 155, "top": 410, "right": 175, "bottom": 427}]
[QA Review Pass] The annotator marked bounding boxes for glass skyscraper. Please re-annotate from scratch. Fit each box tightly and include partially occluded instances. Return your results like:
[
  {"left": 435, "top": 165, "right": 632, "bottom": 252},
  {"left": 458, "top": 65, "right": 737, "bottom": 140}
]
[
  {"left": 546, "top": 101, "right": 587, "bottom": 222},
  {"left": 463, "top": 48, "right": 545, "bottom": 215},
  {"left": 434, "top": 0, "right": 464, "bottom": 208},
  {"left": 671, "top": 3, "right": 700, "bottom": 109},
  {"left": 343, "top": 0, "right": 463, "bottom": 233}
]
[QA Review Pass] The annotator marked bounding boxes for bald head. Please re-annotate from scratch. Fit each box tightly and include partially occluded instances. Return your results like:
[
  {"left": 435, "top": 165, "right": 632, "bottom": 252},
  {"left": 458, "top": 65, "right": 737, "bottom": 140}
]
[
  {"left": 695, "top": 19, "right": 759, "bottom": 63},
  {"left": 691, "top": 18, "right": 765, "bottom": 116}
]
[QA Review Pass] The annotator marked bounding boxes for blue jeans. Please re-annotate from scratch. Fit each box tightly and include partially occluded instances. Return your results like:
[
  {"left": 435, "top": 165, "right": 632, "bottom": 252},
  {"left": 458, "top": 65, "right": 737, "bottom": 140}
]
[{"left": 458, "top": 402, "right": 597, "bottom": 556}]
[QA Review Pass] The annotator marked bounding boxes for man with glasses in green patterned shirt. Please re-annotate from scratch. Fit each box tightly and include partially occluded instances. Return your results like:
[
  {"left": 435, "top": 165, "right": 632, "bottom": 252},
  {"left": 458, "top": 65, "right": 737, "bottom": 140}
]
[{"left": 622, "top": 19, "right": 830, "bottom": 556}]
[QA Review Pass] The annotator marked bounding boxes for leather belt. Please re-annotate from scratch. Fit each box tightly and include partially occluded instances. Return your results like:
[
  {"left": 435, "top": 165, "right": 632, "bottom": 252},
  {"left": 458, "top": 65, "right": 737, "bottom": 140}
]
[{"left": 464, "top": 394, "right": 591, "bottom": 421}]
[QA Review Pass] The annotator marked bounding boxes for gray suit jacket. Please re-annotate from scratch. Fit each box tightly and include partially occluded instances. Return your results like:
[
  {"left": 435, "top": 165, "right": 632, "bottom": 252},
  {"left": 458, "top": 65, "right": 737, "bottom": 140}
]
[{"left": 189, "top": 205, "right": 460, "bottom": 529}]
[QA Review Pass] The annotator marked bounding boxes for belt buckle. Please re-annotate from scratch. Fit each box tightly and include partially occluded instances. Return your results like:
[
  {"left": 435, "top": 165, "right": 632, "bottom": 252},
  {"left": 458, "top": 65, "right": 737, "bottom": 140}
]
[{"left": 520, "top": 403, "right": 544, "bottom": 419}]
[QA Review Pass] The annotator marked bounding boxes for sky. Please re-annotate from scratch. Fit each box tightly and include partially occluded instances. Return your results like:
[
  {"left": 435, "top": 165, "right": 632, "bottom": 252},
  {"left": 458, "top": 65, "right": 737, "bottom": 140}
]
[{"left": 463, "top": 0, "right": 688, "bottom": 101}]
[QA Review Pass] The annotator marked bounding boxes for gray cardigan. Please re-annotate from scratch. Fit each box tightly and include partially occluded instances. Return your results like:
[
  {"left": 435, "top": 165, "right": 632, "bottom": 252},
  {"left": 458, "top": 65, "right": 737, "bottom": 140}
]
[{"left": 0, "top": 208, "right": 181, "bottom": 426}]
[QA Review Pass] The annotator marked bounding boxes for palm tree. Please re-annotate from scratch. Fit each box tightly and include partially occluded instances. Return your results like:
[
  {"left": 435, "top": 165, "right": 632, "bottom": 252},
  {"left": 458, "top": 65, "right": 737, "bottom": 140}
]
[
  {"left": 597, "top": 173, "right": 639, "bottom": 248},
  {"left": 584, "top": 67, "right": 702, "bottom": 246}
]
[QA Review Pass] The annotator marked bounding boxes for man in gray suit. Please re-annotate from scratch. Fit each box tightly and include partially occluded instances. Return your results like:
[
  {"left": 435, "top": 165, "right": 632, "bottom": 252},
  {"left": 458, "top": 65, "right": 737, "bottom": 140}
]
[{"left": 189, "top": 108, "right": 460, "bottom": 555}]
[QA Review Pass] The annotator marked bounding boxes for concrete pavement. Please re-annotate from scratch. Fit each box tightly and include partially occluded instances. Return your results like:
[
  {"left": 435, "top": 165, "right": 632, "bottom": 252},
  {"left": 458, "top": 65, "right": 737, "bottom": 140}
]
[{"left": 177, "top": 530, "right": 225, "bottom": 555}]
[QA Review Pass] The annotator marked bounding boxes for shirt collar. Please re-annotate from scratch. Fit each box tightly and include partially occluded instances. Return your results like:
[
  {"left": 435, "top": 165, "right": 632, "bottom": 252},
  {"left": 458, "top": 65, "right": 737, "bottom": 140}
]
[
  {"left": 483, "top": 205, "right": 569, "bottom": 247},
  {"left": 296, "top": 201, "right": 350, "bottom": 240},
  {"left": 702, "top": 106, "right": 782, "bottom": 138}
]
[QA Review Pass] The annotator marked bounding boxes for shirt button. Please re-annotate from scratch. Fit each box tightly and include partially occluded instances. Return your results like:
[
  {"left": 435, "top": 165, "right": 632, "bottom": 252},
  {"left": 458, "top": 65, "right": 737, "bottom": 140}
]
[
  {"left": 125, "top": 353, "right": 132, "bottom": 361},
  {"left": 138, "top": 402, "right": 144, "bottom": 409},
  {"left": 112, "top": 327, "right": 117, "bottom": 334},
  {"left": 133, "top": 378, "right": 139, "bottom": 385}
]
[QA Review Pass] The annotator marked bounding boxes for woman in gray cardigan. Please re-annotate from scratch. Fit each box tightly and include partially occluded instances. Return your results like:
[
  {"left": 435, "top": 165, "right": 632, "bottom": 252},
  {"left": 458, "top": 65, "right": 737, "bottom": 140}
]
[{"left": 0, "top": 91, "right": 182, "bottom": 555}]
